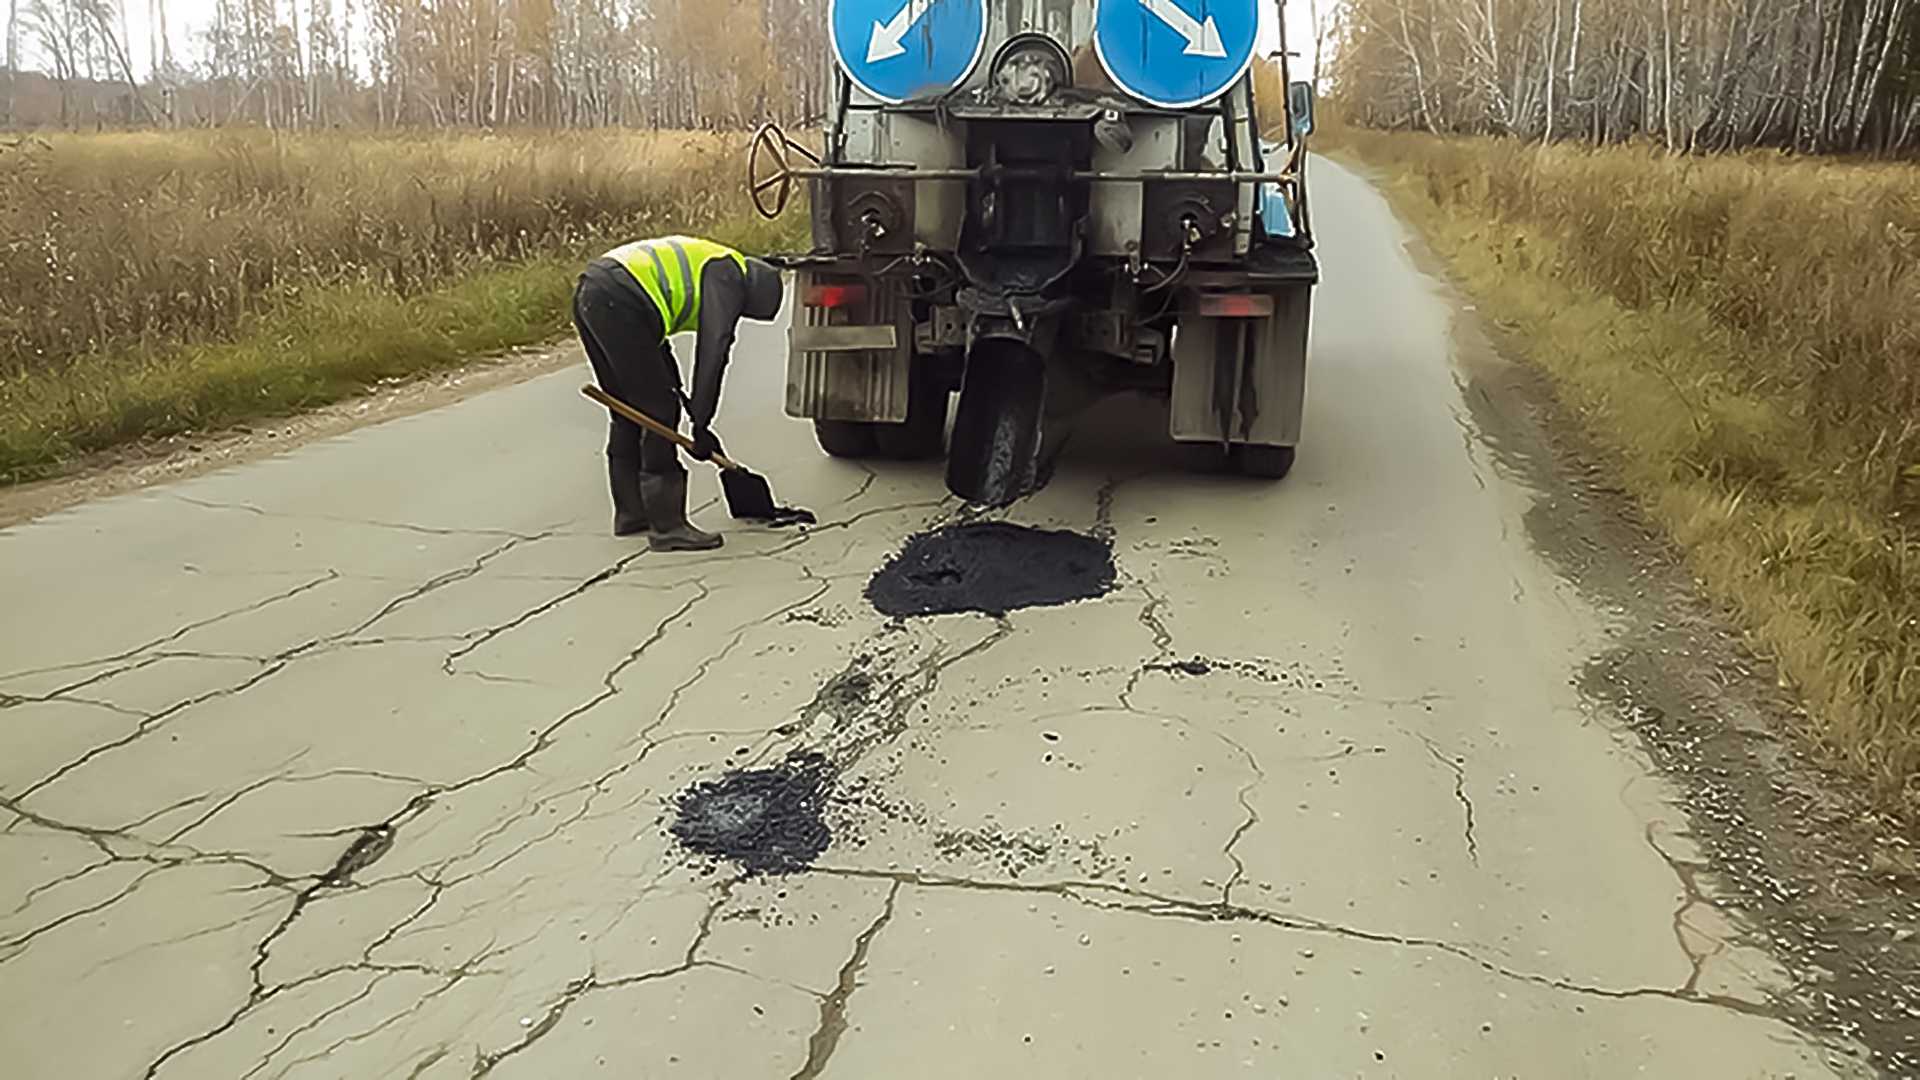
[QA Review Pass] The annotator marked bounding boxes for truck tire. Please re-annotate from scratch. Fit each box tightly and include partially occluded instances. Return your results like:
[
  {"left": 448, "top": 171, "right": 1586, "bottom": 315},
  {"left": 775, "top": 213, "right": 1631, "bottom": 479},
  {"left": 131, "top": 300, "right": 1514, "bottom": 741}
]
[
  {"left": 814, "top": 419, "right": 878, "bottom": 459},
  {"left": 874, "top": 376, "right": 948, "bottom": 459},
  {"left": 1174, "top": 441, "right": 1236, "bottom": 475},
  {"left": 1239, "top": 444, "right": 1297, "bottom": 479}
]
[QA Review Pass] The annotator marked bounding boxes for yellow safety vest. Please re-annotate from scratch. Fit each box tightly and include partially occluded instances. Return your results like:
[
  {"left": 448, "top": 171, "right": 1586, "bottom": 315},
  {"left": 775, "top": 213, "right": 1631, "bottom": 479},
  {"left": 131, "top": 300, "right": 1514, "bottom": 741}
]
[{"left": 605, "top": 236, "right": 749, "bottom": 339}]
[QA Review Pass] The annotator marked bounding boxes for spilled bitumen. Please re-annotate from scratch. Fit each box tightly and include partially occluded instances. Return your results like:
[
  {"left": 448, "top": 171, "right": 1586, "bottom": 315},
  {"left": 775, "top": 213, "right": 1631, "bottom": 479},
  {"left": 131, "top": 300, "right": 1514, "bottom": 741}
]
[
  {"left": 671, "top": 525, "right": 1115, "bottom": 874},
  {"left": 1148, "top": 657, "right": 1215, "bottom": 677},
  {"left": 866, "top": 522, "right": 1116, "bottom": 617},
  {"left": 670, "top": 756, "right": 832, "bottom": 875},
  {"left": 1142, "top": 654, "right": 1345, "bottom": 692}
]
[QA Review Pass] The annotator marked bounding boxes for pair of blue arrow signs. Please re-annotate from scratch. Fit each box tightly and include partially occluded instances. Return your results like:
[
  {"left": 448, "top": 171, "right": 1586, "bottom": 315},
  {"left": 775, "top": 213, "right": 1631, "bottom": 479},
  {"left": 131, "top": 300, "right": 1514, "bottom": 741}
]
[{"left": 828, "top": 0, "right": 1260, "bottom": 109}]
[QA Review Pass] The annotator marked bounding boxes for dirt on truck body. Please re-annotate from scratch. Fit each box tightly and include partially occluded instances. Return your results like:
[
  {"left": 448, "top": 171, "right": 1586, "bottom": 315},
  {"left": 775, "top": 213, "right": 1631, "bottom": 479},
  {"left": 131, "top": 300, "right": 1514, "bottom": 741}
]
[{"left": 746, "top": 0, "right": 1319, "bottom": 505}]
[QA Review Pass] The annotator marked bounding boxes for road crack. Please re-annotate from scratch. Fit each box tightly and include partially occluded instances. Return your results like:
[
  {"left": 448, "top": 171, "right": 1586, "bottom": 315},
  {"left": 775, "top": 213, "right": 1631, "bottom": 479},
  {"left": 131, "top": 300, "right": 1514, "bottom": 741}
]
[
  {"left": 0, "top": 801, "right": 304, "bottom": 964},
  {"left": 1420, "top": 735, "right": 1480, "bottom": 866},
  {"left": 0, "top": 573, "right": 338, "bottom": 707},
  {"left": 1644, "top": 820, "right": 1724, "bottom": 996},
  {"left": 20, "top": 533, "right": 545, "bottom": 803},
  {"left": 166, "top": 493, "right": 549, "bottom": 540},
  {"left": 468, "top": 877, "right": 742, "bottom": 1078},
  {"left": 25, "top": 493, "right": 951, "bottom": 1075},
  {"left": 789, "top": 881, "right": 900, "bottom": 1080},
  {"left": 810, "top": 864, "right": 1792, "bottom": 1024},
  {"left": 1217, "top": 732, "right": 1266, "bottom": 905},
  {"left": 442, "top": 547, "right": 651, "bottom": 675},
  {"left": 129, "top": 605, "right": 749, "bottom": 1080}
]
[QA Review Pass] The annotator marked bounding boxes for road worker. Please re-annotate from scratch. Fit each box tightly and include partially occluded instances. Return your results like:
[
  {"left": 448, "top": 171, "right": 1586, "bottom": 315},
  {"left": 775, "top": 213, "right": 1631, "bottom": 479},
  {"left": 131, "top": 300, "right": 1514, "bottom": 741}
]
[{"left": 573, "top": 235, "right": 784, "bottom": 551}]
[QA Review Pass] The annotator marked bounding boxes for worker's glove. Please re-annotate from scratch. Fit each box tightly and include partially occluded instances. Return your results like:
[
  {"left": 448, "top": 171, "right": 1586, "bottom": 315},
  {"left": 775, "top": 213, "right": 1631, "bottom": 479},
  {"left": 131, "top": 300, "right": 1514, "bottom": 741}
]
[{"left": 689, "top": 425, "right": 721, "bottom": 463}]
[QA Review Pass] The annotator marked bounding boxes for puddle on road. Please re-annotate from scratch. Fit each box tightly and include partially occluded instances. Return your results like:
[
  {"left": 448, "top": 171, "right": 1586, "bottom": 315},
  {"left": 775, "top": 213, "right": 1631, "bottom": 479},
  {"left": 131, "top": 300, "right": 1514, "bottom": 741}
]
[
  {"left": 670, "top": 756, "right": 832, "bottom": 875},
  {"left": 866, "top": 522, "right": 1116, "bottom": 618}
]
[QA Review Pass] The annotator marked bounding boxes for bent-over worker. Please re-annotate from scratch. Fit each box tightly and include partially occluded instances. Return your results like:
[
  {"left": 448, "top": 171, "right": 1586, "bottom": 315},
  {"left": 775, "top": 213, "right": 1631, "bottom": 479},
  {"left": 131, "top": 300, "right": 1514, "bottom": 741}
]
[{"left": 573, "top": 235, "right": 784, "bottom": 551}]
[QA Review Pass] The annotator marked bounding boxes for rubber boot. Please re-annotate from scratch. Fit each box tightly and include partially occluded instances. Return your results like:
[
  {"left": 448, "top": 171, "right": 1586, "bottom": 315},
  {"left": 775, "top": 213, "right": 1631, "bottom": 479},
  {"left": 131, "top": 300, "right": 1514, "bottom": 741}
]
[
  {"left": 609, "top": 459, "right": 649, "bottom": 537},
  {"left": 641, "top": 471, "right": 723, "bottom": 552}
]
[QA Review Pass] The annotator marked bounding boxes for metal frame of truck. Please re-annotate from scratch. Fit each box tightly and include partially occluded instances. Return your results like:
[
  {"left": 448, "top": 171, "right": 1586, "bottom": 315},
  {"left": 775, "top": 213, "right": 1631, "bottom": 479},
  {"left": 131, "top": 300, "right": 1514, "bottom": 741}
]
[{"left": 747, "top": 0, "right": 1318, "bottom": 500}]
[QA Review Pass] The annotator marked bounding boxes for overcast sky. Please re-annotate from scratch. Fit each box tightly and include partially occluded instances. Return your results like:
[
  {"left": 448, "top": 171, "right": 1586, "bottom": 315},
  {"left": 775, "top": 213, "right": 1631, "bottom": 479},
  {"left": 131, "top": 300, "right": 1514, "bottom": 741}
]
[{"left": 31, "top": 0, "right": 1322, "bottom": 85}]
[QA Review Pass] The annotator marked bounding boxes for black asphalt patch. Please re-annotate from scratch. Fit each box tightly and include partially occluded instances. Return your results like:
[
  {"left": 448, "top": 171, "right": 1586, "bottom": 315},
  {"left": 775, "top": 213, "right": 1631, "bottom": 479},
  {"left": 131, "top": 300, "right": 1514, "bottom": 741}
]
[
  {"left": 670, "top": 757, "right": 832, "bottom": 875},
  {"left": 866, "top": 522, "right": 1116, "bottom": 617}
]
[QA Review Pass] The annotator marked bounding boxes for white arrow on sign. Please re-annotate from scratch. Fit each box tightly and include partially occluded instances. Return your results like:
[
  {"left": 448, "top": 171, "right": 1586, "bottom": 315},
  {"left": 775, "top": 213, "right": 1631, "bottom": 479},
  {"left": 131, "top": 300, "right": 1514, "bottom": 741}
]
[
  {"left": 867, "top": 0, "right": 935, "bottom": 62},
  {"left": 1140, "top": 0, "right": 1226, "bottom": 57}
]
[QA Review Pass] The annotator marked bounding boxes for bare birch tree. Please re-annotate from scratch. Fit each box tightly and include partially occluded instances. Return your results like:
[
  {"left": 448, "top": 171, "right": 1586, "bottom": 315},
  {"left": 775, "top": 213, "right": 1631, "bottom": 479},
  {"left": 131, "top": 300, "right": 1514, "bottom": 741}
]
[
  {"left": 5, "top": 0, "right": 20, "bottom": 125},
  {"left": 1334, "top": 0, "right": 1920, "bottom": 152}
]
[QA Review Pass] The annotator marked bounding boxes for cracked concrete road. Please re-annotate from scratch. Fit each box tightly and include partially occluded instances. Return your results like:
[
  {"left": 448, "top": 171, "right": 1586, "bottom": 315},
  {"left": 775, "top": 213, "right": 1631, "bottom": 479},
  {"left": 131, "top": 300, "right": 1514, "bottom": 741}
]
[{"left": 0, "top": 160, "right": 1873, "bottom": 1079}]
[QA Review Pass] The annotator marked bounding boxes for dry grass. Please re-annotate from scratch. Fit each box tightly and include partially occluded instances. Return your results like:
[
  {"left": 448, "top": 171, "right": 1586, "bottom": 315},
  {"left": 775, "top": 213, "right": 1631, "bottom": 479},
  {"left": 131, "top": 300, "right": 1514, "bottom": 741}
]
[
  {"left": 0, "top": 129, "right": 806, "bottom": 478},
  {"left": 1328, "top": 123, "right": 1920, "bottom": 813}
]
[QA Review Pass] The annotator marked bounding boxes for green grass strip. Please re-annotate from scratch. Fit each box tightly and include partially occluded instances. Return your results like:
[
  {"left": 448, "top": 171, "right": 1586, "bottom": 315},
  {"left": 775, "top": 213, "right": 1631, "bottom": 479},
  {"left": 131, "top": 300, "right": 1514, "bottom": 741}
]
[{"left": 0, "top": 213, "right": 808, "bottom": 483}]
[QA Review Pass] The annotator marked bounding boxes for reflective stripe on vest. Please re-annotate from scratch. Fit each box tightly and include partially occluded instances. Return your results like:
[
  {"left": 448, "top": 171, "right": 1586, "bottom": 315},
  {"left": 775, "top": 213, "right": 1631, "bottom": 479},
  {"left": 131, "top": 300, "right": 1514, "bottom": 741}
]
[{"left": 603, "top": 236, "right": 749, "bottom": 339}]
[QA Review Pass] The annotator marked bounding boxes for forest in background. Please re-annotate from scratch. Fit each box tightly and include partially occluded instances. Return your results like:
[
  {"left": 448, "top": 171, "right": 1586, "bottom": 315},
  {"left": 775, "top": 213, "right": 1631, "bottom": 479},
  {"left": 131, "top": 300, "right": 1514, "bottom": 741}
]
[
  {"left": 1, "top": 0, "right": 1306, "bottom": 131},
  {"left": 2, "top": 0, "right": 832, "bottom": 129},
  {"left": 1330, "top": 0, "right": 1920, "bottom": 152},
  {"left": 11, "top": 0, "right": 1920, "bottom": 153}
]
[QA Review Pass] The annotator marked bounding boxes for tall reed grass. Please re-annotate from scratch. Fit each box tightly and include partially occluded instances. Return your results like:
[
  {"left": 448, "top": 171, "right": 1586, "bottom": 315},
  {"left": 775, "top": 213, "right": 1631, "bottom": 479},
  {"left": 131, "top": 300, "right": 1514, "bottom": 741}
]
[{"left": 0, "top": 129, "right": 805, "bottom": 477}]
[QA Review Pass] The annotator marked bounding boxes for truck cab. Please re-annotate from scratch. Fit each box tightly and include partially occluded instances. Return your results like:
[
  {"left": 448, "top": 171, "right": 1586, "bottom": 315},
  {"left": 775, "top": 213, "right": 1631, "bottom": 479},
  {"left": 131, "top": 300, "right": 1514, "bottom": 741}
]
[{"left": 748, "top": 0, "right": 1317, "bottom": 504}]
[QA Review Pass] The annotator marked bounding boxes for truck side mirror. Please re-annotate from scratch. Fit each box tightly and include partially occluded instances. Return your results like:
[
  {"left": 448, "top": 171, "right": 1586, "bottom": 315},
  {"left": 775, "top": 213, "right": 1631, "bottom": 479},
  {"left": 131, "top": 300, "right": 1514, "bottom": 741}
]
[{"left": 1288, "top": 81, "right": 1315, "bottom": 138}]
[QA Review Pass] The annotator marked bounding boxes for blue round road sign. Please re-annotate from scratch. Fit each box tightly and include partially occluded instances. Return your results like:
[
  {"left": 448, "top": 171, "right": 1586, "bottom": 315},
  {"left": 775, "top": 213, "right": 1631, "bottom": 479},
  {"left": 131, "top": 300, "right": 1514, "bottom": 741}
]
[
  {"left": 829, "top": 0, "right": 987, "bottom": 105},
  {"left": 1095, "top": 0, "right": 1259, "bottom": 109}
]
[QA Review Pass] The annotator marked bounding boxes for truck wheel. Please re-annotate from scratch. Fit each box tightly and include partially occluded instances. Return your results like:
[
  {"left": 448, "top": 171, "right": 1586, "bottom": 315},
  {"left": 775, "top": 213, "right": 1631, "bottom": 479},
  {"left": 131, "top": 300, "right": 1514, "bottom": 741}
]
[
  {"left": 874, "top": 377, "right": 948, "bottom": 459},
  {"left": 814, "top": 420, "right": 878, "bottom": 459},
  {"left": 1238, "top": 444, "right": 1297, "bottom": 479}
]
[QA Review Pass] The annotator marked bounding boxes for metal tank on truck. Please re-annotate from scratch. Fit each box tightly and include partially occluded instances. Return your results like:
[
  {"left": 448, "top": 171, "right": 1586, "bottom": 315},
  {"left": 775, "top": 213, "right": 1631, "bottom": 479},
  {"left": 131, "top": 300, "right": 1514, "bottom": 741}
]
[{"left": 746, "top": 0, "right": 1318, "bottom": 505}]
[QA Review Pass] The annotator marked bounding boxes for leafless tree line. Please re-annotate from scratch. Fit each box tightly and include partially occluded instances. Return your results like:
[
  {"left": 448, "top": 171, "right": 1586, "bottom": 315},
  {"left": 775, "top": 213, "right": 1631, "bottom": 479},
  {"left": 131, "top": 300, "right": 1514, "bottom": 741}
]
[
  {"left": 1332, "top": 0, "right": 1920, "bottom": 152},
  {"left": 8, "top": 0, "right": 167, "bottom": 124},
  {"left": 5, "top": 0, "right": 834, "bottom": 128}
]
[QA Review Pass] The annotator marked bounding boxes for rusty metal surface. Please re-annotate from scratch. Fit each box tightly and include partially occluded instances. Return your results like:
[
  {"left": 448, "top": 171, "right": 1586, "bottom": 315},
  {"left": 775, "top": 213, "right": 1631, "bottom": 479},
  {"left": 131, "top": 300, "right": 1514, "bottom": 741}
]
[{"left": 785, "top": 272, "right": 913, "bottom": 423}]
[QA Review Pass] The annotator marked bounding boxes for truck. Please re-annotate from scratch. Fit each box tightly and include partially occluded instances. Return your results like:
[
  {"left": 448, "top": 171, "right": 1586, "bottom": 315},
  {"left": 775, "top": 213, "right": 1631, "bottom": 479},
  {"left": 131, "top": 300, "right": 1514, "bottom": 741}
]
[{"left": 746, "top": 0, "right": 1317, "bottom": 505}]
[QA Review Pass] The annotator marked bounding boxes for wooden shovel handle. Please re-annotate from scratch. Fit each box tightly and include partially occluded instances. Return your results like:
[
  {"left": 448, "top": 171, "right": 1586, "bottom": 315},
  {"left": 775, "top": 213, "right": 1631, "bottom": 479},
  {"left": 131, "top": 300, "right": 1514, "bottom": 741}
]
[{"left": 581, "top": 384, "right": 741, "bottom": 471}]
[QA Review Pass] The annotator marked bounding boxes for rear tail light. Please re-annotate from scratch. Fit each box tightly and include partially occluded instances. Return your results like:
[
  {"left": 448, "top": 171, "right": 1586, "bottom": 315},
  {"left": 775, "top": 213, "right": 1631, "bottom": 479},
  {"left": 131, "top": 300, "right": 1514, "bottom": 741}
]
[
  {"left": 803, "top": 282, "right": 868, "bottom": 309},
  {"left": 1195, "top": 293, "right": 1275, "bottom": 318}
]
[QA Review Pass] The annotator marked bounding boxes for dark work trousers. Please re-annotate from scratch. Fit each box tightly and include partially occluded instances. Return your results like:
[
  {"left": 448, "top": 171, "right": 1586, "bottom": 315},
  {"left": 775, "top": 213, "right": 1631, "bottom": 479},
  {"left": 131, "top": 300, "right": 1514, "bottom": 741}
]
[{"left": 572, "top": 257, "right": 684, "bottom": 479}]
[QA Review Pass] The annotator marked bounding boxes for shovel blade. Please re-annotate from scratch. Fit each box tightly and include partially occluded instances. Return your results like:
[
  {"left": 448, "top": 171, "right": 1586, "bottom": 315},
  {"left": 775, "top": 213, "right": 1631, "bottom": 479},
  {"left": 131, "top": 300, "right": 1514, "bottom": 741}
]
[
  {"left": 719, "top": 467, "right": 777, "bottom": 519},
  {"left": 720, "top": 467, "right": 815, "bottom": 526}
]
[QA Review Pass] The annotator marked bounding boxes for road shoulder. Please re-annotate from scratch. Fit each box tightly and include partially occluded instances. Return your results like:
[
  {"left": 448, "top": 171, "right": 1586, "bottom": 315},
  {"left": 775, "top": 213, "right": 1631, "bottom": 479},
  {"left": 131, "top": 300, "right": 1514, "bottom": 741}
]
[
  {"left": 0, "top": 344, "right": 581, "bottom": 530},
  {"left": 1428, "top": 207, "right": 1920, "bottom": 1076}
]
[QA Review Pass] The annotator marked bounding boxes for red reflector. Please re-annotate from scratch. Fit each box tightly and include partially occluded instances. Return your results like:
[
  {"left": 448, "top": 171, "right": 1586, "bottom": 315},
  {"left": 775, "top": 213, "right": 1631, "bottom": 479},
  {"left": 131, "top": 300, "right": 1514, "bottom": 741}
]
[
  {"left": 803, "top": 282, "right": 868, "bottom": 308},
  {"left": 1196, "top": 293, "right": 1275, "bottom": 318}
]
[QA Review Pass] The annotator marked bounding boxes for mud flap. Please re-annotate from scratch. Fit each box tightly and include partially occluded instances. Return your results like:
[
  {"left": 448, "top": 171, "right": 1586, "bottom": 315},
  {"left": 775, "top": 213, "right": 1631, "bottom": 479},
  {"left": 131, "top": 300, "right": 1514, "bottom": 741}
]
[
  {"left": 946, "top": 340, "right": 1046, "bottom": 507},
  {"left": 784, "top": 272, "right": 911, "bottom": 423},
  {"left": 1169, "top": 286, "right": 1311, "bottom": 447}
]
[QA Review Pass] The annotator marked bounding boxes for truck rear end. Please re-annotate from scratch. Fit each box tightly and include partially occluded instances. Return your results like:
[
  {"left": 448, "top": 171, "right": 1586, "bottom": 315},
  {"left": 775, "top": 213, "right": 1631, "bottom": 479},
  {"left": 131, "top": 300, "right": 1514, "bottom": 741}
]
[{"left": 750, "top": 0, "right": 1318, "bottom": 504}]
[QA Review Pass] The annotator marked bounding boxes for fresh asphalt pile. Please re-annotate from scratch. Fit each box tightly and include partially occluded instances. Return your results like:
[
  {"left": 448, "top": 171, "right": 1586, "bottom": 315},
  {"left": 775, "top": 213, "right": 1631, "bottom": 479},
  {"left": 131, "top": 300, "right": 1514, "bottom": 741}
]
[
  {"left": 667, "top": 520, "right": 1118, "bottom": 875},
  {"left": 865, "top": 522, "right": 1116, "bottom": 618},
  {"left": 670, "top": 755, "right": 833, "bottom": 875}
]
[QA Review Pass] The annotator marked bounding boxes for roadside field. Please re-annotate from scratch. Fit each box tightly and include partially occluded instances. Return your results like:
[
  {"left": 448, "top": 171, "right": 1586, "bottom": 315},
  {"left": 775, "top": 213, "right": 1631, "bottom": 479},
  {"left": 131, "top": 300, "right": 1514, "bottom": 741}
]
[
  {"left": 1328, "top": 124, "right": 1920, "bottom": 815},
  {"left": 0, "top": 129, "right": 805, "bottom": 480}
]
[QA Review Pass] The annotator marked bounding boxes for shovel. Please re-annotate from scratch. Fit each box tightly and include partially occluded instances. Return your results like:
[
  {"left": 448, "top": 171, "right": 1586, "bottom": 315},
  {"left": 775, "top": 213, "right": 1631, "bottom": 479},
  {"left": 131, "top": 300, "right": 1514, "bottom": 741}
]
[{"left": 581, "top": 384, "right": 815, "bottom": 527}]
